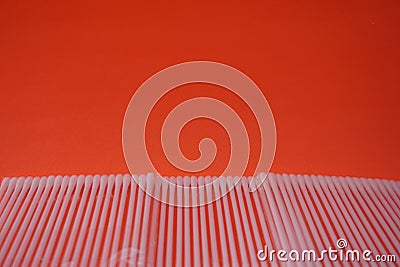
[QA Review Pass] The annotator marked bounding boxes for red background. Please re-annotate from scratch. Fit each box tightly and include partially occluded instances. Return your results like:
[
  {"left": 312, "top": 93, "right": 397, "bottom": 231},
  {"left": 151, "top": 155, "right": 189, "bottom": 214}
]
[{"left": 0, "top": 0, "right": 399, "bottom": 180}]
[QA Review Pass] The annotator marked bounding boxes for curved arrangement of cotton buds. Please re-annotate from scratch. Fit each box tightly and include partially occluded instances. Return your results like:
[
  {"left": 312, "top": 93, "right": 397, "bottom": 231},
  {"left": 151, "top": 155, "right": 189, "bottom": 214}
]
[{"left": 0, "top": 174, "right": 399, "bottom": 266}]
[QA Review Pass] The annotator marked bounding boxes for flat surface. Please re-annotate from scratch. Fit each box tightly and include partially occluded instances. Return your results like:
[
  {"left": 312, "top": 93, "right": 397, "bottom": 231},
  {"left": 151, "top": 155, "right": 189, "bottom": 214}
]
[{"left": 0, "top": 0, "right": 400, "bottom": 179}]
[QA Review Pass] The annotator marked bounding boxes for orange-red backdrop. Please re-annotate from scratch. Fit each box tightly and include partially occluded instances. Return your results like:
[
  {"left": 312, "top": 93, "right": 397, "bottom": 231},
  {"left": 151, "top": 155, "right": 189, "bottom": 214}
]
[{"left": 0, "top": 0, "right": 399, "bottom": 180}]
